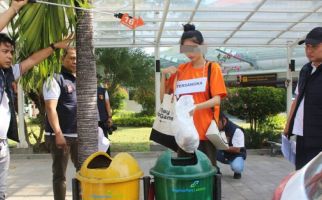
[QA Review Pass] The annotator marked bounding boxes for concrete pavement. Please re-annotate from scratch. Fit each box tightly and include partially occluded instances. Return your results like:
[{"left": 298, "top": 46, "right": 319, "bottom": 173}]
[{"left": 6, "top": 151, "right": 294, "bottom": 200}]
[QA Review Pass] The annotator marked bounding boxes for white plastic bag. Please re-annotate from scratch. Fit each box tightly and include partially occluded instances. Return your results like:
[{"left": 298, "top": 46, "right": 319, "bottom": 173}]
[
  {"left": 172, "top": 95, "right": 199, "bottom": 153},
  {"left": 98, "top": 127, "right": 110, "bottom": 152},
  {"left": 281, "top": 134, "right": 296, "bottom": 164}
]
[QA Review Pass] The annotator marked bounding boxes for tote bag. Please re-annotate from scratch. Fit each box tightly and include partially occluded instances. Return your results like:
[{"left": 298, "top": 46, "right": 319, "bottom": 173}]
[{"left": 149, "top": 93, "right": 178, "bottom": 151}]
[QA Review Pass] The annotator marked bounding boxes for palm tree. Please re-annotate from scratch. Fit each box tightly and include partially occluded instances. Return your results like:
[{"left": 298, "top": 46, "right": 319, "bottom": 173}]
[
  {"left": 10, "top": 1, "right": 77, "bottom": 150},
  {"left": 75, "top": 2, "right": 98, "bottom": 169},
  {"left": 11, "top": 0, "right": 97, "bottom": 167}
]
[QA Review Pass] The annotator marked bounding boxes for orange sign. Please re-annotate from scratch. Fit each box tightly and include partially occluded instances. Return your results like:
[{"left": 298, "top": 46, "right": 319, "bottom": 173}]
[{"left": 120, "top": 13, "right": 144, "bottom": 30}]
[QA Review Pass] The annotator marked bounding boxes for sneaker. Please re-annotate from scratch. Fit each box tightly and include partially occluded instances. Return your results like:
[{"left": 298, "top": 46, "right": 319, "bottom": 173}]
[{"left": 233, "top": 173, "right": 241, "bottom": 179}]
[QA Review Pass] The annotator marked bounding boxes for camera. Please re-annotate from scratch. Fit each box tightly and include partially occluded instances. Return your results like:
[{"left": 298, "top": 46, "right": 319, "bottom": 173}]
[
  {"left": 98, "top": 121, "right": 117, "bottom": 136},
  {"left": 107, "top": 124, "right": 117, "bottom": 135}
]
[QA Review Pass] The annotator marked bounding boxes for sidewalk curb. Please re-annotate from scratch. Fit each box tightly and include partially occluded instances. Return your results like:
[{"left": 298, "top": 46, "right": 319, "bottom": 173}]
[{"left": 10, "top": 147, "right": 274, "bottom": 159}]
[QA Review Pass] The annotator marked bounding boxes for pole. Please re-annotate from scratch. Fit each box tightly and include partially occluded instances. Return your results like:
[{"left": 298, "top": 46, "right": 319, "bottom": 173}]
[
  {"left": 17, "top": 82, "right": 28, "bottom": 148},
  {"left": 286, "top": 42, "right": 293, "bottom": 116}
]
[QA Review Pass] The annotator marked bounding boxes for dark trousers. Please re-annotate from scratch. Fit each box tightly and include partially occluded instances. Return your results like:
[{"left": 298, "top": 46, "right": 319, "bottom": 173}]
[
  {"left": 295, "top": 135, "right": 322, "bottom": 170},
  {"left": 198, "top": 140, "right": 217, "bottom": 166},
  {"left": 45, "top": 136, "right": 78, "bottom": 200}
]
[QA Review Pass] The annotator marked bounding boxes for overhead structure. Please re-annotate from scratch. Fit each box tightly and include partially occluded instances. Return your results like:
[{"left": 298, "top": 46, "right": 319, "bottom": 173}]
[
  {"left": 92, "top": 0, "right": 322, "bottom": 48},
  {"left": 1, "top": 0, "right": 322, "bottom": 144}
]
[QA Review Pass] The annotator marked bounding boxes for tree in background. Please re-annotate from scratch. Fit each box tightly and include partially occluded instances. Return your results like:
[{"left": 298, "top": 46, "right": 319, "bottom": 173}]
[
  {"left": 222, "top": 86, "right": 286, "bottom": 133},
  {"left": 96, "top": 48, "right": 155, "bottom": 115}
]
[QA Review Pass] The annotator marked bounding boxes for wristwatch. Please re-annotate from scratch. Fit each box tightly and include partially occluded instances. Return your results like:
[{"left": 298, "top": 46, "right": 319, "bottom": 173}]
[{"left": 50, "top": 43, "right": 57, "bottom": 50}]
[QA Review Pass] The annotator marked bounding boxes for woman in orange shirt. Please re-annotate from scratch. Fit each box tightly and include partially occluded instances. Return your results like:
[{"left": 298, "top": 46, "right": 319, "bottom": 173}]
[{"left": 161, "top": 24, "right": 227, "bottom": 166}]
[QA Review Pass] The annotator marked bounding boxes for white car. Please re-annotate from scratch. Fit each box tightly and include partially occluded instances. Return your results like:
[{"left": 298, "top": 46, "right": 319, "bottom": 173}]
[{"left": 273, "top": 152, "right": 322, "bottom": 200}]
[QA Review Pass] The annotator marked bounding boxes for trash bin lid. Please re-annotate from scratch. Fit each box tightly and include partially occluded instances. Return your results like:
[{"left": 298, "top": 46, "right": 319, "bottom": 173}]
[
  {"left": 76, "top": 152, "right": 143, "bottom": 183},
  {"left": 150, "top": 150, "right": 215, "bottom": 179}
]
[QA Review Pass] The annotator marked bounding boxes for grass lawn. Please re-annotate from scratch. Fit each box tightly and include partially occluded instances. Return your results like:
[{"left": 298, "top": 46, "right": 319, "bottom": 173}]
[
  {"left": 10, "top": 122, "right": 153, "bottom": 152},
  {"left": 109, "top": 127, "right": 152, "bottom": 152}
]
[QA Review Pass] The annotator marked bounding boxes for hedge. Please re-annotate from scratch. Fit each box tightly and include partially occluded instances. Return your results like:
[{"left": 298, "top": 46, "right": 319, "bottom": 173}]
[{"left": 113, "top": 116, "right": 154, "bottom": 127}]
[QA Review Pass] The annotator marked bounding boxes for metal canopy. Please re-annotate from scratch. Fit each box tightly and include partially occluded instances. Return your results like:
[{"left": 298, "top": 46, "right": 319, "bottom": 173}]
[
  {"left": 92, "top": 0, "right": 322, "bottom": 48},
  {"left": 1, "top": 0, "right": 322, "bottom": 48}
]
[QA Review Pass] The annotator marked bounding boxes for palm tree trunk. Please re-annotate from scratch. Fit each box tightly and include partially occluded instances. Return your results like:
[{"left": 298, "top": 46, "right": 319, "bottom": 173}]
[{"left": 76, "top": 2, "right": 98, "bottom": 170}]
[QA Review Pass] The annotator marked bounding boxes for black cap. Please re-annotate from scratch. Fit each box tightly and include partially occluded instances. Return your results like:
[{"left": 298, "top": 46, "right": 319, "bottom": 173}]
[{"left": 298, "top": 27, "right": 322, "bottom": 45}]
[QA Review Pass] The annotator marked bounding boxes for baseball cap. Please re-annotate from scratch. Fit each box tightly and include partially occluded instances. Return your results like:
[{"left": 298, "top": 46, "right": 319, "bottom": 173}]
[{"left": 298, "top": 27, "right": 322, "bottom": 45}]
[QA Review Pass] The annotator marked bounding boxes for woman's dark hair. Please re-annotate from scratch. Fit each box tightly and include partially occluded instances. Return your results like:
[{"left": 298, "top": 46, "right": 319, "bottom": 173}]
[
  {"left": 0, "top": 33, "right": 15, "bottom": 47},
  {"left": 219, "top": 111, "right": 227, "bottom": 122},
  {"left": 180, "top": 24, "right": 204, "bottom": 45}
]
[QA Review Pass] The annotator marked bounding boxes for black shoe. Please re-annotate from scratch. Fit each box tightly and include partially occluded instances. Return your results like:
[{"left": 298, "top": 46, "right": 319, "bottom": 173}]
[{"left": 233, "top": 173, "right": 241, "bottom": 179}]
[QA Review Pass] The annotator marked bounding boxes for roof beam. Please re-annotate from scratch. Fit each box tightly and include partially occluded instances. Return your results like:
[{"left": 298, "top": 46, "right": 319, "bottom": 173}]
[
  {"left": 94, "top": 27, "right": 312, "bottom": 32},
  {"left": 132, "top": 0, "right": 136, "bottom": 45},
  {"left": 223, "top": 0, "right": 267, "bottom": 44},
  {"left": 94, "top": 36, "right": 303, "bottom": 40},
  {"left": 94, "top": 18, "right": 322, "bottom": 24},
  {"left": 94, "top": 43, "right": 288, "bottom": 48},
  {"left": 155, "top": 0, "right": 170, "bottom": 44},
  {"left": 187, "top": 0, "right": 201, "bottom": 24},
  {"left": 96, "top": 8, "right": 322, "bottom": 13},
  {"left": 267, "top": 3, "right": 322, "bottom": 44}
]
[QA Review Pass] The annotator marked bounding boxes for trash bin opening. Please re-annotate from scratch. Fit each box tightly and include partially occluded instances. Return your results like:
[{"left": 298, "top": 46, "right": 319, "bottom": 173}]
[
  {"left": 171, "top": 153, "right": 197, "bottom": 166},
  {"left": 87, "top": 155, "right": 111, "bottom": 169}
]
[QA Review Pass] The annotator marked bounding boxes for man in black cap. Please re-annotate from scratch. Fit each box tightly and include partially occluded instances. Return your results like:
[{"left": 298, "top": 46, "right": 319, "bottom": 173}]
[{"left": 284, "top": 27, "right": 322, "bottom": 170}]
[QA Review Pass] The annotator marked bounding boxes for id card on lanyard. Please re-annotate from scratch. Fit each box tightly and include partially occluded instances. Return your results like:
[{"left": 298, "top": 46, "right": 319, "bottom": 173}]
[{"left": 175, "top": 77, "right": 207, "bottom": 96}]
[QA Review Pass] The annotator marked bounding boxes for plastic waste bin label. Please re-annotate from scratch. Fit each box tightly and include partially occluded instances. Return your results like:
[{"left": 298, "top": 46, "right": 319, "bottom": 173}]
[
  {"left": 172, "top": 180, "right": 206, "bottom": 193},
  {"left": 91, "top": 191, "right": 124, "bottom": 199}
]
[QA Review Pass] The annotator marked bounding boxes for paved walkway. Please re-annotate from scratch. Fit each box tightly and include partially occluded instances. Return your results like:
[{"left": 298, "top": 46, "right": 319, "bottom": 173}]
[{"left": 7, "top": 152, "right": 294, "bottom": 200}]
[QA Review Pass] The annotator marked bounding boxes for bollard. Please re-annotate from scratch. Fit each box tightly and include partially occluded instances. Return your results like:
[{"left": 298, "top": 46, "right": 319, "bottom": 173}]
[
  {"left": 213, "top": 174, "right": 222, "bottom": 200},
  {"left": 143, "top": 176, "right": 151, "bottom": 200},
  {"left": 72, "top": 178, "right": 81, "bottom": 200}
]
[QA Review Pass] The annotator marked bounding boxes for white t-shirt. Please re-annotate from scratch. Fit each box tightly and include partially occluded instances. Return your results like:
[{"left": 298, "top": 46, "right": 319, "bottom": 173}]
[
  {"left": 231, "top": 128, "right": 245, "bottom": 148},
  {"left": 43, "top": 77, "right": 77, "bottom": 137},
  {"left": 292, "top": 65, "right": 317, "bottom": 136},
  {"left": 0, "top": 64, "right": 21, "bottom": 139}
]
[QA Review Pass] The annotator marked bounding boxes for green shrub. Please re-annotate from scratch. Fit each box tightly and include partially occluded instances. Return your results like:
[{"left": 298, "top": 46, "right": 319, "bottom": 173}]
[
  {"left": 244, "top": 128, "right": 281, "bottom": 149},
  {"left": 113, "top": 116, "right": 155, "bottom": 127},
  {"left": 222, "top": 87, "right": 286, "bottom": 133},
  {"left": 110, "top": 87, "right": 128, "bottom": 110},
  {"left": 259, "top": 113, "right": 286, "bottom": 132}
]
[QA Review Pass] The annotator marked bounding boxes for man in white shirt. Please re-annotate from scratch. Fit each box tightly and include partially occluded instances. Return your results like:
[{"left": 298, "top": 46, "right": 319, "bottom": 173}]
[
  {"left": 284, "top": 27, "right": 322, "bottom": 170},
  {"left": 43, "top": 47, "right": 77, "bottom": 200},
  {"left": 216, "top": 113, "right": 246, "bottom": 179},
  {"left": 0, "top": 2, "right": 73, "bottom": 199}
]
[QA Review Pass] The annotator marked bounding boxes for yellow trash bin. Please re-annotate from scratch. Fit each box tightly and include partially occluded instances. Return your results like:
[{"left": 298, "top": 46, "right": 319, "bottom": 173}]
[{"left": 76, "top": 152, "right": 143, "bottom": 200}]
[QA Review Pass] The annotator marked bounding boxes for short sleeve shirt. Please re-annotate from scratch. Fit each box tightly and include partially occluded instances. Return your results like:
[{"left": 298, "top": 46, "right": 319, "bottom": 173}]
[
  {"left": 232, "top": 128, "right": 245, "bottom": 148},
  {"left": 166, "top": 62, "right": 227, "bottom": 140}
]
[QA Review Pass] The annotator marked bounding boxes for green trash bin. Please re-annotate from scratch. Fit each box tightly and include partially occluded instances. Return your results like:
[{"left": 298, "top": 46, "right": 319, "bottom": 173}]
[{"left": 150, "top": 150, "right": 216, "bottom": 200}]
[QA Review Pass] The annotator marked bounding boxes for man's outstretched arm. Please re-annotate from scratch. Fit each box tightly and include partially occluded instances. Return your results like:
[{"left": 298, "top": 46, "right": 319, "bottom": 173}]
[{"left": 0, "top": 0, "right": 28, "bottom": 31}]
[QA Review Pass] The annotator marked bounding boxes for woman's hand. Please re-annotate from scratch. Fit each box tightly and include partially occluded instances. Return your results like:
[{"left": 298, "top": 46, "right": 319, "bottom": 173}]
[
  {"left": 161, "top": 66, "right": 177, "bottom": 75},
  {"left": 189, "top": 105, "right": 197, "bottom": 116}
]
